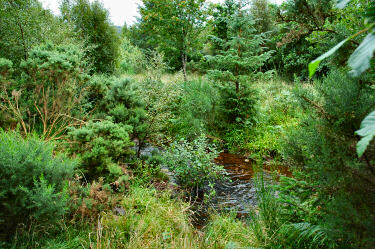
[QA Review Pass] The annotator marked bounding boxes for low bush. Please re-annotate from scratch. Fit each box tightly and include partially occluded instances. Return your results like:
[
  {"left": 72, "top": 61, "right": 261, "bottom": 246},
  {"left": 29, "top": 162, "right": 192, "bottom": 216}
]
[
  {"left": 162, "top": 134, "right": 225, "bottom": 189},
  {"left": 67, "top": 120, "right": 134, "bottom": 179},
  {"left": 0, "top": 131, "right": 76, "bottom": 238}
]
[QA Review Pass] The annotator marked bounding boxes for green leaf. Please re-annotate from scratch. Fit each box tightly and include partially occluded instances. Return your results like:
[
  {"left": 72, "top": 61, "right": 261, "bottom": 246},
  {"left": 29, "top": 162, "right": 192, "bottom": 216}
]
[
  {"left": 355, "top": 111, "right": 375, "bottom": 157},
  {"left": 348, "top": 32, "right": 375, "bottom": 77},
  {"left": 336, "top": 0, "right": 351, "bottom": 9},
  {"left": 308, "top": 39, "right": 348, "bottom": 78}
]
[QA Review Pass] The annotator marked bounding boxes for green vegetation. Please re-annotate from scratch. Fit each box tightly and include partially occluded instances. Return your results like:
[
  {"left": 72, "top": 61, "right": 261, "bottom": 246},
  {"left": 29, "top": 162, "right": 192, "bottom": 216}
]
[
  {"left": 0, "top": 0, "right": 374, "bottom": 248},
  {"left": 163, "top": 134, "right": 225, "bottom": 189},
  {"left": 0, "top": 131, "right": 76, "bottom": 239}
]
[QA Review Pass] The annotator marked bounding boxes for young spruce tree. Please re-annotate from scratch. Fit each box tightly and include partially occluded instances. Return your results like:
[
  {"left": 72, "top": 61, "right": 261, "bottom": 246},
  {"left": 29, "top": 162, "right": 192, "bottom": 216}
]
[{"left": 207, "top": 0, "right": 273, "bottom": 125}]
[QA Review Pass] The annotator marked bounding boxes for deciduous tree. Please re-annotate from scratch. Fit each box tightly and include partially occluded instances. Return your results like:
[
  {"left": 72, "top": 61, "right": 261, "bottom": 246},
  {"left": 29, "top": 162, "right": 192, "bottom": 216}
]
[{"left": 139, "top": 0, "right": 207, "bottom": 81}]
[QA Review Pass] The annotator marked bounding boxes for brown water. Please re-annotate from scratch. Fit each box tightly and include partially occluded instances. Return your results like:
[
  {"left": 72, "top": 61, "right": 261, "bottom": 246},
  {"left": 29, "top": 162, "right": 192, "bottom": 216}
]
[
  {"left": 140, "top": 146, "right": 290, "bottom": 225},
  {"left": 208, "top": 153, "right": 291, "bottom": 217},
  {"left": 210, "top": 153, "right": 258, "bottom": 216}
]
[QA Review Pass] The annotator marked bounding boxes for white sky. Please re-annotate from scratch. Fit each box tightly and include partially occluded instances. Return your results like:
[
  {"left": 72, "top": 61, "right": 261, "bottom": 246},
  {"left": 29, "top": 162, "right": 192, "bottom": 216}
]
[{"left": 40, "top": 0, "right": 284, "bottom": 26}]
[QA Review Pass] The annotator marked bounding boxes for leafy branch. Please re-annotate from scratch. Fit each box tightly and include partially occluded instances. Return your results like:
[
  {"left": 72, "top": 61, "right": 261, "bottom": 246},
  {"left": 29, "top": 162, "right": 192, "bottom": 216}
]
[{"left": 308, "top": 0, "right": 375, "bottom": 157}]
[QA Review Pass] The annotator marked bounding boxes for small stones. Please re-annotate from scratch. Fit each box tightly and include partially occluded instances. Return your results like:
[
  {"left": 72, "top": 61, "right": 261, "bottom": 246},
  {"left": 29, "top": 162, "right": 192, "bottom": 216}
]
[{"left": 113, "top": 207, "right": 126, "bottom": 216}]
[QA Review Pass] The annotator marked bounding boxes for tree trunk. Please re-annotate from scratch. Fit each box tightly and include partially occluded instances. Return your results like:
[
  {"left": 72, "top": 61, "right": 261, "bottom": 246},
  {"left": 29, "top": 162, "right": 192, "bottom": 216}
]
[
  {"left": 182, "top": 52, "right": 187, "bottom": 82},
  {"left": 234, "top": 0, "right": 242, "bottom": 93},
  {"left": 18, "top": 22, "right": 27, "bottom": 61}
]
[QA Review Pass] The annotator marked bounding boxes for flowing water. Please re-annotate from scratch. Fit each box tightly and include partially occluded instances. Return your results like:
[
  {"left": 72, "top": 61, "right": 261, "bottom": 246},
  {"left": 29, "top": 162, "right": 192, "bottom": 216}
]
[
  {"left": 210, "top": 153, "right": 258, "bottom": 216},
  {"left": 139, "top": 146, "right": 289, "bottom": 225},
  {"left": 192, "top": 152, "right": 291, "bottom": 227}
]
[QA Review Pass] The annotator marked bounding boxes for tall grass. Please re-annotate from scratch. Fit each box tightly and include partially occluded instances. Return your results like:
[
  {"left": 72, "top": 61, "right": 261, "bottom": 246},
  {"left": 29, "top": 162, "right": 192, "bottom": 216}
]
[{"left": 247, "top": 172, "right": 336, "bottom": 249}]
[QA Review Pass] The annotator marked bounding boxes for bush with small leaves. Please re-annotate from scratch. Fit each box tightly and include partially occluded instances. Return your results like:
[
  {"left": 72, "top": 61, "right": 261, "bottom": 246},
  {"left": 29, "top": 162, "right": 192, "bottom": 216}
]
[
  {"left": 163, "top": 134, "right": 225, "bottom": 189},
  {"left": 0, "top": 43, "right": 89, "bottom": 139},
  {"left": 0, "top": 130, "right": 76, "bottom": 238}
]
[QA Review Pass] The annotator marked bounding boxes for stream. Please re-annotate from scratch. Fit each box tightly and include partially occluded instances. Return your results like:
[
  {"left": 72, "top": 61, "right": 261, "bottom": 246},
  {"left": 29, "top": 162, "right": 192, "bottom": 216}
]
[
  {"left": 193, "top": 152, "right": 291, "bottom": 227},
  {"left": 139, "top": 146, "right": 288, "bottom": 226},
  {"left": 210, "top": 153, "right": 258, "bottom": 216}
]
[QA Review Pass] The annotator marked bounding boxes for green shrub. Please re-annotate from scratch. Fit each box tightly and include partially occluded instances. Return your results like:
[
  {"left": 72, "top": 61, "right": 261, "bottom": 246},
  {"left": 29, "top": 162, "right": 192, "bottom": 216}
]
[
  {"left": 0, "top": 43, "right": 88, "bottom": 139},
  {"left": 169, "top": 79, "right": 220, "bottom": 139},
  {"left": 0, "top": 130, "right": 76, "bottom": 238},
  {"left": 162, "top": 134, "right": 225, "bottom": 189},
  {"left": 67, "top": 120, "right": 134, "bottom": 179},
  {"left": 282, "top": 70, "right": 375, "bottom": 247},
  {"left": 219, "top": 84, "right": 258, "bottom": 126},
  {"left": 83, "top": 76, "right": 147, "bottom": 156},
  {"left": 0, "top": 58, "right": 12, "bottom": 78}
]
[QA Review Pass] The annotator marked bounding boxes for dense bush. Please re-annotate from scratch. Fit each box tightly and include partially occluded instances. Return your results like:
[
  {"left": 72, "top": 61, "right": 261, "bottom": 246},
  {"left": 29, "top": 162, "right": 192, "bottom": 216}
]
[
  {"left": 168, "top": 80, "right": 220, "bottom": 139},
  {"left": 84, "top": 76, "right": 147, "bottom": 153},
  {"left": 67, "top": 120, "right": 134, "bottom": 179},
  {"left": 0, "top": 43, "right": 88, "bottom": 139},
  {"left": 282, "top": 70, "right": 375, "bottom": 248},
  {"left": 163, "top": 134, "right": 225, "bottom": 189},
  {"left": 0, "top": 131, "right": 76, "bottom": 238}
]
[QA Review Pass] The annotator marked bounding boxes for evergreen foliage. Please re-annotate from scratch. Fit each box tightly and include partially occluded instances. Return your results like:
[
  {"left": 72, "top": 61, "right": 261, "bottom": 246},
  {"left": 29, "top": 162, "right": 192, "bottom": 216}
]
[
  {"left": 282, "top": 70, "right": 375, "bottom": 247},
  {"left": 0, "top": 43, "right": 88, "bottom": 139},
  {"left": 84, "top": 76, "right": 148, "bottom": 155},
  {"left": 207, "top": 1, "right": 272, "bottom": 125},
  {"left": 68, "top": 76, "right": 148, "bottom": 177},
  {"left": 0, "top": 131, "right": 76, "bottom": 238},
  {"left": 67, "top": 120, "right": 134, "bottom": 178}
]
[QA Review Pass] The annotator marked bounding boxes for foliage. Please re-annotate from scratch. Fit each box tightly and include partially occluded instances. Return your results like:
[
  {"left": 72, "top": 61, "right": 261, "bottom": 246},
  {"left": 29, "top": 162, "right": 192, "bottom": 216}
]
[
  {"left": 139, "top": 0, "right": 207, "bottom": 79},
  {"left": 67, "top": 120, "right": 134, "bottom": 179},
  {"left": 0, "top": 131, "right": 76, "bottom": 238},
  {"left": 163, "top": 134, "right": 225, "bottom": 189},
  {"left": 168, "top": 79, "right": 221, "bottom": 139},
  {"left": 0, "top": 43, "right": 88, "bottom": 139},
  {"left": 308, "top": 0, "right": 375, "bottom": 157},
  {"left": 0, "top": 58, "right": 12, "bottom": 78},
  {"left": 208, "top": 0, "right": 237, "bottom": 53},
  {"left": 135, "top": 61, "right": 183, "bottom": 144},
  {"left": 250, "top": 0, "right": 274, "bottom": 34},
  {"left": 308, "top": 0, "right": 374, "bottom": 78},
  {"left": 207, "top": 1, "right": 272, "bottom": 126},
  {"left": 119, "top": 37, "right": 146, "bottom": 74},
  {"left": 0, "top": 0, "right": 79, "bottom": 66},
  {"left": 273, "top": 0, "right": 367, "bottom": 79},
  {"left": 282, "top": 70, "right": 375, "bottom": 247},
  {"left": 82, "top": 75, "right": 148, "bottom": 156},
  {"left": 61, "top": 0, "right": 121, "bottom": 74},
  {"left": 356, "top": 110, "right": 375, "bottom": 157}
]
